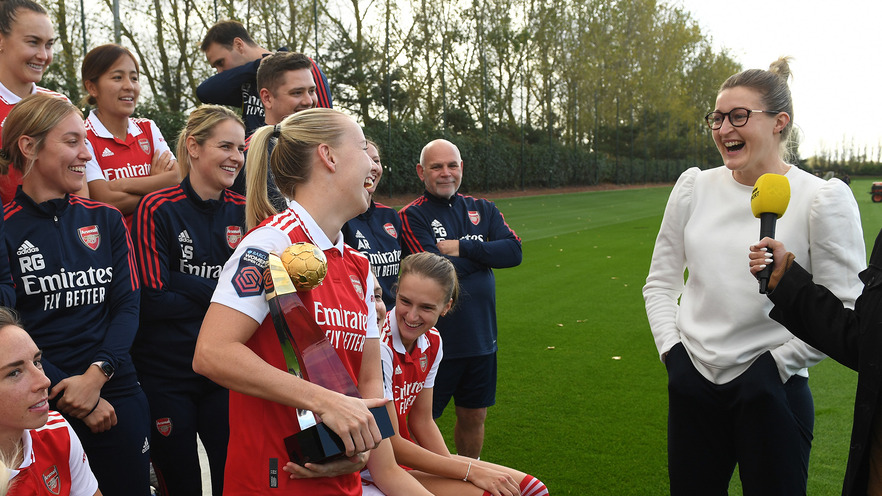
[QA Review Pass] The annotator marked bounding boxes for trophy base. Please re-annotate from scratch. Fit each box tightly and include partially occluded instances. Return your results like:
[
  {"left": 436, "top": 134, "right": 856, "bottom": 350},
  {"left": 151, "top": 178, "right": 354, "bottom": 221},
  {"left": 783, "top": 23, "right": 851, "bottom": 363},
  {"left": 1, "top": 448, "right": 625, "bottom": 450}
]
[{"left": 284, "top": 405, "right": 395, "bottom": 465}]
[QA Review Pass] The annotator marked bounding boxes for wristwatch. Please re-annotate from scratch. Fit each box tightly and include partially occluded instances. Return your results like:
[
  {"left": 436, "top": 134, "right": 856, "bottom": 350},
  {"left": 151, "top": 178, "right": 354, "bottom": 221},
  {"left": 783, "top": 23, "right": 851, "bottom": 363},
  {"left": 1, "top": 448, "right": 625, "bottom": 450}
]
[{"left": 91, "top": 361, "right": 115, "bottom": 380}]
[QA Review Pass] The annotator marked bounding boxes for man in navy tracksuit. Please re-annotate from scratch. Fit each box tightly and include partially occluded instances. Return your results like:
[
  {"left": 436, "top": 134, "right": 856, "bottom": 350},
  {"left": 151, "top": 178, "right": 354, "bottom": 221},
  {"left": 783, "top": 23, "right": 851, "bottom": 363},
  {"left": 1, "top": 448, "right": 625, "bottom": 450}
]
[
  {"left": 4, "top": 189, "right": 151, "bottom": 495},
  {"left": 197, "top": 19, "right": 332, "bottom": 135},
  {"left": 399, "top": 138, "right": 522, "bottom": 459},
  {"left": 131, "top": 176, "right": 246, "bottom": 495}
]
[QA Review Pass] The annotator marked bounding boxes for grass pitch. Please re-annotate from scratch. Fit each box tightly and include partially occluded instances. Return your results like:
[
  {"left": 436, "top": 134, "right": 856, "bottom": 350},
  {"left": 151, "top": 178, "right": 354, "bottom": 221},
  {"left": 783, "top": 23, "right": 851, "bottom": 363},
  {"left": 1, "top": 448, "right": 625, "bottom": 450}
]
[{"left": 433, "top": 178, "right": 882, "bottom": 494}]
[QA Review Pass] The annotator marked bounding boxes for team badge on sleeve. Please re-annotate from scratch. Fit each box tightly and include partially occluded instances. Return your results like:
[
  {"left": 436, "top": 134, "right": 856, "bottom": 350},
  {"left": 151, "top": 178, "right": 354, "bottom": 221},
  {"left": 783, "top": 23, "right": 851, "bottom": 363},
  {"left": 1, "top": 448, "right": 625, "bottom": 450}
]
[
  {"left": 383, "top": 223, "right": 397, "bottom": 238},
  {"left": 468, "top": 211, "right": 480, "bottom": 225},
  {"left": 78, "top": 225, "right": 101, "bottom": 250},
  {"left": 42, "top": 465, "right": 61, "bottom": 494},
  {"left": 138, "top": 138, "right": 151, "bottom": 154},
  {"left": 226, "top": 226, "right": 243, "bottom": 249},
  {"left": 233, "top": 248, "right": 268, "bottom": 298}
]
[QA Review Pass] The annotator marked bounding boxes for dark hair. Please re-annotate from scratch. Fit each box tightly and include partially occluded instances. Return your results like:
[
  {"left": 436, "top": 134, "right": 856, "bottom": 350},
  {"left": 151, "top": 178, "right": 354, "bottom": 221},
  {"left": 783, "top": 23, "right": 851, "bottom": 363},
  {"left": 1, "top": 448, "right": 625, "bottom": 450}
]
[
  {"left": 176, "top": 105, "right": 243, "bottom": 177},
  {"left": 0, "top": 0, "right": 46, "bottom": 36},
  {"left": 256, "top": 52, "right": 313, "bottom": 95},
  {"left": 720, "top": 57, "right": 796, "bottom": 161},
  {"left": 81, "top": 44, "right": 139, "bottom": 107},
  {"left": 201, "top": 19, "right": 255, "bottom": 52},
  {"left": 398, "top": 252, "right": 459, "bottom": 307},
  {"left": 0, "top": 93, "right": 81, "bottom": 176}
]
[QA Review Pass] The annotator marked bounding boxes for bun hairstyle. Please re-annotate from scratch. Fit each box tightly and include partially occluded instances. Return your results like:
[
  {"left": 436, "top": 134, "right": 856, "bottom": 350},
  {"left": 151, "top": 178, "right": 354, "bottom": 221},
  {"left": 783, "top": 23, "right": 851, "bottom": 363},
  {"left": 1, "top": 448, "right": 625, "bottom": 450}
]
[
  {"left": 175, "top": 105, "right": 243, "bottom": 177},
  {"left": 0, "top": 0, "right": 47, "bottom": 36},
  {"left": 0, "top": 93, "right": 80, "bottom": 176},
  {"left": 720, "top": 56, "right": 797, "bottom": 162},
  {"left": 81, "top": 44, "right": 139, "bottom": 107}
]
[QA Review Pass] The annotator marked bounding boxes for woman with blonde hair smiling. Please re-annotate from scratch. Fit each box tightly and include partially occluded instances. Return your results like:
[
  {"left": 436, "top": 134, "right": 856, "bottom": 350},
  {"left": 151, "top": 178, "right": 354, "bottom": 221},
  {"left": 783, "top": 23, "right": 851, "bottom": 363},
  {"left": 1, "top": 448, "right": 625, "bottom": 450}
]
[
  {"left": 131, "top": 105, "right": 246, "bottom": 495},
  {"left": 194, "top": 108, "right": 431, "bottom": 495}
]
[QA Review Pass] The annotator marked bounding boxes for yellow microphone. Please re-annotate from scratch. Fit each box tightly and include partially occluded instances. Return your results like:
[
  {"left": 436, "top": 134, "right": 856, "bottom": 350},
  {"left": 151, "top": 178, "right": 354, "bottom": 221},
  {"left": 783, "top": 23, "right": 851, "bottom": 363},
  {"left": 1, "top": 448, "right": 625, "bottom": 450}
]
[{"left": 750, "top": 173, "right": 791, "bottom": 294}]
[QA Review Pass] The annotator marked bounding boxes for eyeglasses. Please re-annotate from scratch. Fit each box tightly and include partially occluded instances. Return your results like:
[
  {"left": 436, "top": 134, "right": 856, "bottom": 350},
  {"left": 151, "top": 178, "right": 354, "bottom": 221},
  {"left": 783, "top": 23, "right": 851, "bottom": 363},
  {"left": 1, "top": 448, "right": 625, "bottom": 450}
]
[{"left": 704, "top": 108, "right": 780, "bottom": 130}]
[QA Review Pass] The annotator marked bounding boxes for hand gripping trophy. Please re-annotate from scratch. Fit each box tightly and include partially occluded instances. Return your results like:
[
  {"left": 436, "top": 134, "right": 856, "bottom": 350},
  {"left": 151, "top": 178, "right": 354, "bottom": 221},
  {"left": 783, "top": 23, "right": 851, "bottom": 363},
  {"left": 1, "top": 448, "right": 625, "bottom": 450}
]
[{"left": 264, "top": 242, "right": 393, "bottom": 464}]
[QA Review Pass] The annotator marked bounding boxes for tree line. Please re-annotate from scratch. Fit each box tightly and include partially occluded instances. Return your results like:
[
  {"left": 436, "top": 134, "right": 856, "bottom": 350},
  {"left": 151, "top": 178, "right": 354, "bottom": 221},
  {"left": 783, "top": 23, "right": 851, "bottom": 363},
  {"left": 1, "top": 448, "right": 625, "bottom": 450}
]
[{"left": 43, "top": 0, "right": 752, "bottom": 196}]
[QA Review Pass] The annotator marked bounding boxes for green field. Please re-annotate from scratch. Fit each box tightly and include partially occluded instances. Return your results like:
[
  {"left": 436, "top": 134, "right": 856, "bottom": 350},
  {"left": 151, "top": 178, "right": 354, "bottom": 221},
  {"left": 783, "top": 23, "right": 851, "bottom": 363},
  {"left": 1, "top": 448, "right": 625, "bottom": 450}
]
[{"left": 434, "top": 177, "right": 882, "bottom": 494}]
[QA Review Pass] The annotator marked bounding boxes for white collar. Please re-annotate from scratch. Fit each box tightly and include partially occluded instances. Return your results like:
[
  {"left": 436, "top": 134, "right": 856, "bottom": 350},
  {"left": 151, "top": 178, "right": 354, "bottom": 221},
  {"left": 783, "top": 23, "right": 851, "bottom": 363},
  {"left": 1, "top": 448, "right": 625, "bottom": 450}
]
[
  {"left": 387, "top": 307, "right": 429, "bottom": 354},
  {"left": 286, "top": 199, "right": 346, "bottom": 256},
  {"left": 0, "top": 80, "right": 37, "bottom": 105},
  {"left": 86, "top": 110, "right": 142, "bottom": 139}
]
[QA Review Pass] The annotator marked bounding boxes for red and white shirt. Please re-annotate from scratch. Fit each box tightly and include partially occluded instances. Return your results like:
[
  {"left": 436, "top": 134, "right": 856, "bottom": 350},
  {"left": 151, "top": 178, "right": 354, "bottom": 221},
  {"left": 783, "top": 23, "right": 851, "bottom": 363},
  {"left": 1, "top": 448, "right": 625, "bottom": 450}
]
[
  {"left": 0, "top": 82, "right": 70, "bottom": 204},
  {"left": 6, "top": 411, "right": 98, "bottom": 496},
  {"left": 380, "top": 307, "right": 443, "bottom": 442},
  {"left": 83, "top": 110, "right": 173, "bottom": 184},
  {"left": 211, "top": 200, "right": 378, "bottom": 495}
]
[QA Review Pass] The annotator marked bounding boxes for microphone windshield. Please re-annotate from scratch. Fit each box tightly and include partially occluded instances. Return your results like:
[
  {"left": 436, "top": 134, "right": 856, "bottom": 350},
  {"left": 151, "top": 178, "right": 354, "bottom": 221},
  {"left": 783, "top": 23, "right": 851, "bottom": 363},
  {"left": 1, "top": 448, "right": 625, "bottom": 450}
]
[{"left": 750, "top": 173, "right": 790, "bottom": 218}]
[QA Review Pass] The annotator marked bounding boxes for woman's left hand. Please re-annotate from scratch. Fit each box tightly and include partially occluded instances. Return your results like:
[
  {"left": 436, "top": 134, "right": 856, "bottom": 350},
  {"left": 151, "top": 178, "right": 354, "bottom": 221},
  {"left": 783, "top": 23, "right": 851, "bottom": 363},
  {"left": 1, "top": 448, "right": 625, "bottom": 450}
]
[
  {"left": 282, "top": 452, "right": 369, "bottom": 479},
  {"left": 48, "top": 369, "right": 106, "bottom": 418}
]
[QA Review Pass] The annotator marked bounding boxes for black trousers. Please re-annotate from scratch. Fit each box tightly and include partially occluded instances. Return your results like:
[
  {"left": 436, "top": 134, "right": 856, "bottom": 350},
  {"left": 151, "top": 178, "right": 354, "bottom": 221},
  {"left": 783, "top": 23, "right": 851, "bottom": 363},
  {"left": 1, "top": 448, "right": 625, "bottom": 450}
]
[
  {"left": 666, "top": 343, "right": 814, "bottom": 496},
  {"left": 140, "top": 374, "right": 229, "bottom": 496}
]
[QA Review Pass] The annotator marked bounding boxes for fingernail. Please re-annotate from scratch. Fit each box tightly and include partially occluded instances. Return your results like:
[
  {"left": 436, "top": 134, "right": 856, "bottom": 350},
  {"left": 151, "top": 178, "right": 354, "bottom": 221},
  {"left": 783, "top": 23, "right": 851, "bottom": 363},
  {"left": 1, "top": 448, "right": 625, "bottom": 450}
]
[
  {"left": 760, "top": 247, "right": 768, "bottom": 252},
  {"left": 757, "top": 264, "right": 767, "bottom": 269},
  {"left": 765, "top": 258, "right": 773, "bottom": 264}
]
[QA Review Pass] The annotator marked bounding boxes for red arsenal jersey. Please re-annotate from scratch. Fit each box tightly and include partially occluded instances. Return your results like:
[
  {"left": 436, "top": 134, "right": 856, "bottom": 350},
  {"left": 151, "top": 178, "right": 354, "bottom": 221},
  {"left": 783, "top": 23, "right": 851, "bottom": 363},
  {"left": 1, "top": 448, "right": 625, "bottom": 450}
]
[
  {"left": 380, "top": 307, "right": 443, "bottom": 442},
  {"left": 0, "top": 82, "right": 70, "bottom": 204},
  {"left": 83, "top": 111, "right": 172, "bottom": 185},
  {"left": 7, "top": 411, "right": 98, "bottom": 496},
  {"left": 211, "top": 201, "right": 378, "bottom": 495}
]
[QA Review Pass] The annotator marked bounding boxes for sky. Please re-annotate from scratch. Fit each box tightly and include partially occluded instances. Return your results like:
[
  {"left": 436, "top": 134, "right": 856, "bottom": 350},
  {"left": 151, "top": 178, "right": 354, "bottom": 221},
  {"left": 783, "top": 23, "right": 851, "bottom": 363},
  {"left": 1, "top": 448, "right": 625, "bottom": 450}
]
[{"left": 675, "top": 0, "right": 882, "bottom": 159}]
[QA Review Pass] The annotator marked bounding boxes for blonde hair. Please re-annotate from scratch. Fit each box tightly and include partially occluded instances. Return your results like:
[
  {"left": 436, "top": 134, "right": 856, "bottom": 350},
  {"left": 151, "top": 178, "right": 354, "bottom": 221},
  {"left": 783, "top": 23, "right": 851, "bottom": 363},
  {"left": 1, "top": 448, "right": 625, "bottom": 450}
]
[
  {"left": 398, "top": 252, "right": 459, "bottom": 307},
  {"left": 0, "top": 306, "right": 23, "bottom": 496},
  {"left": 245, "top": 108, "right": 352, "bottom": 230},
  {"left": 720, "top": 57, "right": 797, "bottom": 162},
  {"left": 176, "top": 105, "right": 244, "bottom": 177},
  {"left": 0, "top": 93, "right": 81, "bottom": 177}
]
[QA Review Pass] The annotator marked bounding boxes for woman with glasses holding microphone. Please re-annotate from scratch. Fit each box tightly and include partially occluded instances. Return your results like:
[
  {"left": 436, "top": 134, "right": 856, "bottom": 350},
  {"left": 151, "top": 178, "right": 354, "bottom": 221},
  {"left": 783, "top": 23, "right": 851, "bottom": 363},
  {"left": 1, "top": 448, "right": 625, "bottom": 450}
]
[{"left": 643, "top": 57, "right": 866, "bottom": 494}]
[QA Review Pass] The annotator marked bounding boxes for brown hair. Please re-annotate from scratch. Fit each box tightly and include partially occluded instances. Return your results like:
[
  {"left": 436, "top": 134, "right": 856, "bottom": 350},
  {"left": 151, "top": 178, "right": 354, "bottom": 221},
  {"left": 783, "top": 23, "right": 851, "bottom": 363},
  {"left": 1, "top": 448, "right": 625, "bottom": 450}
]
[
  {"left": 256, "top": 51, "right": 313, "bottom": 95},
  {"left": 720, "top": 57, "right": 797, "bottom": 162},
  {"left": 201, "top": 19, "right": 256, "bottom": 52},
  {"left": 0, "top": 93, "right": 80, "bottom": 176},
  {"left": 80, "top": 44, "right": 139, "bottom": 107},
  {"left": 176, "top": 105, "right": 243, "bottom": 177},
  {"left": 244, "top": 108, "right": 351, "bottom": 229},
  {"left": 0, "top": 0, "right": 46, "bottom": 36},
  {"left": 398, "top": 252, "right": 459, "bottom": 307}
]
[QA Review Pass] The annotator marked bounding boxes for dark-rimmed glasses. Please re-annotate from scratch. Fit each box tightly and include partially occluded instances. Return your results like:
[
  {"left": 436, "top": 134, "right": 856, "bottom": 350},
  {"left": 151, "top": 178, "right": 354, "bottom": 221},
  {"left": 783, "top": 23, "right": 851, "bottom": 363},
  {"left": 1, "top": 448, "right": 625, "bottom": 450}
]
[{"left": 704, "top": 108, "right": 780, "bottom": 130}]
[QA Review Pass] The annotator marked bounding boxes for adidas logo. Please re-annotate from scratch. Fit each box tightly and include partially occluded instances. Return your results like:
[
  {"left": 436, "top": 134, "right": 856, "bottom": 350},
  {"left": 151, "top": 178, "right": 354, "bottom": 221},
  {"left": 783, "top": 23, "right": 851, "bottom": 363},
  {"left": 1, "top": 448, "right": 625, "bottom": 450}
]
[
  {"left": 101, "top": 148, "right": 114, "bottom": 157},
  {"left": 16, "top": 240, "right": 39, "bottom": 255},
  {"left": 355, "top": 230, "right": 366, "bottom": 239},
  {"left": 141, "top": 436, "right": 150, "bottom": 454},
  {"left": 394, "top": 365, "right": 402, "bottom": 375},
  {"left": 178, "top": 230, "right": 193, "bottom": 243},
  {"left": 431, "top": 219, "right": 443, "bottom": 227}
]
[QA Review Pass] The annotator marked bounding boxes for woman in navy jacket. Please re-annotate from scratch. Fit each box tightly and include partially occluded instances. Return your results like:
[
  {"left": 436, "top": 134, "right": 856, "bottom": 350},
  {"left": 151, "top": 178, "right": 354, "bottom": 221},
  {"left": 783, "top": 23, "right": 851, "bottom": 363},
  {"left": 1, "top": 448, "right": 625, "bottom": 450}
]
[
  {"left": 0, "top": 93, "right": 150, "bottom": 495},
  {"left": 131, "top": 105, "right": 246, "bottom": 495}
]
